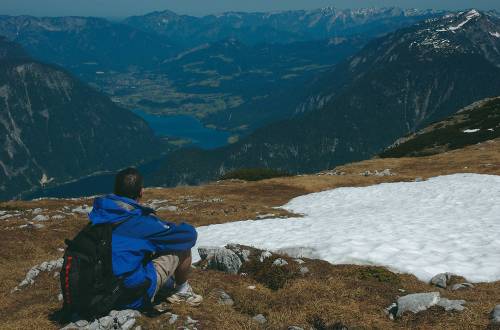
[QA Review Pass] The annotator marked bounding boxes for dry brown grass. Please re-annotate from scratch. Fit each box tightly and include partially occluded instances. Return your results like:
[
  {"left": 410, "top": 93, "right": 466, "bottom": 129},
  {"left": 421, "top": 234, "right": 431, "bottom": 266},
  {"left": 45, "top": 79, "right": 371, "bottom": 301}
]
[{"left": 0, "top": 138, "right": 499, "bottom": 329}]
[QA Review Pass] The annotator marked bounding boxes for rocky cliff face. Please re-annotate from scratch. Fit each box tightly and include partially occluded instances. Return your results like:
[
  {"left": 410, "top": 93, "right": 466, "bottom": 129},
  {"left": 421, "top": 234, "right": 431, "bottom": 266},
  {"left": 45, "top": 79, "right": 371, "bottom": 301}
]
[{"left": 0, "top": 38, "right": 160, "bottom": 200}]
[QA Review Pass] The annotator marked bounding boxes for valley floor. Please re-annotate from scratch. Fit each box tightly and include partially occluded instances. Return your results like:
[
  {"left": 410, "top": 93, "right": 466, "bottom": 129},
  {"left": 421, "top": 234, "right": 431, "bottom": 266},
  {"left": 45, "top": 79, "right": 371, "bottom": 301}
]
[{"left": 0, "top": 138, "right": 499, "bottom": 329}]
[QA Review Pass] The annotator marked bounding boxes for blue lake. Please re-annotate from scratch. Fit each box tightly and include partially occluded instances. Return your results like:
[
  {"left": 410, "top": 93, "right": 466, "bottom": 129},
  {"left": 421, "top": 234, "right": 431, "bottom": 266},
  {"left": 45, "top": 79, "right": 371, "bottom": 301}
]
[{"left": 132, "top": 110, "right": 231, "bottom": 150}]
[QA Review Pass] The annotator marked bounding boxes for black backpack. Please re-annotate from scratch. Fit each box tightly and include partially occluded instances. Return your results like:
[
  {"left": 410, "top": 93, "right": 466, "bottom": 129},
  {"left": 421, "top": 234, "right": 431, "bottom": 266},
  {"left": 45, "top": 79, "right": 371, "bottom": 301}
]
[{"left": 60, "top": 222, "right": 150, "bottom": 321}]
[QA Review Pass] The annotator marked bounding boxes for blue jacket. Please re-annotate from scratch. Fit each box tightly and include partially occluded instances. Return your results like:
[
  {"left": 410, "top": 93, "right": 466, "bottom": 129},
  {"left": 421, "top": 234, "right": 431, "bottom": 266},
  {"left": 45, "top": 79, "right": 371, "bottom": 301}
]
[{"left": 88, "top": 194, "right": 197, "bottom": 309}]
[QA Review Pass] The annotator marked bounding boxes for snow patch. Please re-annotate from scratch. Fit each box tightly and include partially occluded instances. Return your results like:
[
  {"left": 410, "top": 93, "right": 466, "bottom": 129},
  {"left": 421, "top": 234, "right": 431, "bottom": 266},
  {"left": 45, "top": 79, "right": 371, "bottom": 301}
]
[
  {"left": 194, "top": 174, "right": 500, "bottom": 283},
  {"left": 463, "top": 128, "right": 481, "bottom": 133},
  {"left": 443, "top": 9, "right": 481, "bottom": 32},
  {"left": 490, "top": 31, "right": 500, "bottom": 38}
]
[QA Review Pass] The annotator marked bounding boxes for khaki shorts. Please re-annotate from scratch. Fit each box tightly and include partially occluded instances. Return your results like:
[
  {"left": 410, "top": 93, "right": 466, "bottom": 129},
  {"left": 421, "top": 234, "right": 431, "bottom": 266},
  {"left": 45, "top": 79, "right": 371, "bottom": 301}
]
[{"left": 152, "top": 254, "right": 180, "bottom": 299}]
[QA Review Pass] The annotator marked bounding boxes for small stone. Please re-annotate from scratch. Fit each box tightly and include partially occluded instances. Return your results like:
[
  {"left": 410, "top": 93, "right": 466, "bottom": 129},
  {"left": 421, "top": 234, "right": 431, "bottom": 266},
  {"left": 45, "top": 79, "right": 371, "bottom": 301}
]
[
  {"left": 259, "top": 251, "right": 272, "bottom": 262},
  {"left": 293, "top": 259, "right": 305, "bottom": 264},
  {"left": 168, "top": 314, "right": 179, "bottom": 325},
  {"left": 121, "top": 318, "right": 136, "bottom": 330},
  {"left": 186, "top": 316, "right": 198, "bottom": 325},
  {"left": 430, "top": 273, "right": 452, "bottom": 288},
  {"left": 247, "top": 285, "right": 256, "bottom": 290},
  {"left": 75, "top": 319, "right": 89, "bottom": 327},
  {"left": 272, "top": 258, "right": 288, "bottom": 267},
  {"left": 32, "top": 214, "right": 49, "bottom": 221},
  {"left": 288, "top": 327, "right": 304, "bottom": 330},
  {"left": 60, "top": 322, "right": 79, "bottom": 330},
  {"left": 299, "top": 266, "right": 309, "bottom": 275},
  {"left": 134, "top": 327, "right": 142, "bottom": 330},
  {"left": 415, "top": 177, "right": 423, "bottom": 182},
  {"left": 451, "top": 283, "right": 474, "bottom": 291},
  {"left": 32, "top": 208, "right": 43, "bottom": 214},
  {"left": 396, "top": 292, "right": 441, "bottom": 317},
  {"left": 218, "top": 290, "right": 234, "bottom": 306},
  {"left": 98, "top": 316, "right": 113, "bottom": 329},
  {"left": 252, "top": 314, "right": 267, "bottom": 324},
  {"left": 58, "top": 293, "right": 63, "bottom": 301},
  {"left": 491, "top": 305, "right": 500, "bottom": 324},
  {"left": 87, "top": 320, "right": 100, "bottom": 330}
]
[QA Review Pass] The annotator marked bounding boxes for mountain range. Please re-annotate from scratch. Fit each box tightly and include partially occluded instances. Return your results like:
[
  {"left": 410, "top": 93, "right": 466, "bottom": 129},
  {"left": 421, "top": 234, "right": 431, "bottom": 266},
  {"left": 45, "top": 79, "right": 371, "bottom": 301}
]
[
  {"left": 0, "top": 37, "right": 161, "bottom": 200},
  {"left": 149, "top": 10, "right": 500, "bottom": 186},
  {"left": 0, "top": 8, "right": 441, "bottom": 134}
]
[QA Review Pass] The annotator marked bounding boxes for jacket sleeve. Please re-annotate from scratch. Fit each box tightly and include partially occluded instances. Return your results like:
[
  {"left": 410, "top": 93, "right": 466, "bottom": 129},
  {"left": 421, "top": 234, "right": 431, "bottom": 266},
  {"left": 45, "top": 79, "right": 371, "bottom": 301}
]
[{"left": 142, "top": 216, "right": 198, "bottom": 253}]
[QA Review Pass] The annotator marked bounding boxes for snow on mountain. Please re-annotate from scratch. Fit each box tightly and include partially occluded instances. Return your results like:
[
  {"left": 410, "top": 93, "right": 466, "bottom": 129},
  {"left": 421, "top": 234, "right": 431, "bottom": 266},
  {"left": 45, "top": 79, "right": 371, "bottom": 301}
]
[{"left": 194, "top": 174, "right": 500, "bottom": 283}]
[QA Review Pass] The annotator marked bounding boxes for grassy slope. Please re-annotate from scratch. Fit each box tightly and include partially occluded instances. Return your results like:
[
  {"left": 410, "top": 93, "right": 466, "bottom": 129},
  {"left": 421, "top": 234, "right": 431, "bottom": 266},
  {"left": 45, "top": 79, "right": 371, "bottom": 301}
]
[{"left": 0, "top": 138, "right": 499, "bottom": 329}]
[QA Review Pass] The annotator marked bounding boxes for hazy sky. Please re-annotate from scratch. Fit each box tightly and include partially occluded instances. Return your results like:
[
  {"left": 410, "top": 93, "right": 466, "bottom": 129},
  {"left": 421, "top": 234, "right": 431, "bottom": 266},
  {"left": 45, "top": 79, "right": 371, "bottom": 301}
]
[{"left": 0, "top": 0, "right": 498, "bottom": 18}]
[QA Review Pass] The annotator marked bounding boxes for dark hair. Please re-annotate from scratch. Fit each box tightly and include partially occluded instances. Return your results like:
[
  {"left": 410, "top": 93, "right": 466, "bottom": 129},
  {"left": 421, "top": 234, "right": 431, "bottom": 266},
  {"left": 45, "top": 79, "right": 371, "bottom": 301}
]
[{"left": 114, "top": 167, "right": 143, "bottom": 200}]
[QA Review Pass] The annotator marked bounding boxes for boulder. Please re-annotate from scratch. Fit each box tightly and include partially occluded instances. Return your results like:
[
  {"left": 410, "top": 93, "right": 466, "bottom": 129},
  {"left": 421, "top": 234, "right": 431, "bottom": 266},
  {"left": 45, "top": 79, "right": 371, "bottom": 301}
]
[
  {"left": 392, "top": 292, "right": 467, "bottom": 318},
  {"left": 491, "top": 305, "right": 500, "bottom": 324},
  {"left": 430, "top": 273, "right": 452, "bottom": 288},
  {"left": 198, "top": 246, "right": 242, "bottom": 274},
  {"left": 226, "top": 244, "right": 251, "bottom": 262},
  {"left": 396, "top": 292, "right": 441, "bottom": 317}
]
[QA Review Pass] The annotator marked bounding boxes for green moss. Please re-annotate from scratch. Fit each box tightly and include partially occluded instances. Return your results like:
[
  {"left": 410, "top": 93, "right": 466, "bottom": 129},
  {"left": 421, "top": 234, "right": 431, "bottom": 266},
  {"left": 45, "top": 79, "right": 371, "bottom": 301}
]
[
  {"left": 358, "top": 267, "right": 400, "bottom": 284},
  {"left": 240, "top": 257, "right": 298, "bottom": 290}
]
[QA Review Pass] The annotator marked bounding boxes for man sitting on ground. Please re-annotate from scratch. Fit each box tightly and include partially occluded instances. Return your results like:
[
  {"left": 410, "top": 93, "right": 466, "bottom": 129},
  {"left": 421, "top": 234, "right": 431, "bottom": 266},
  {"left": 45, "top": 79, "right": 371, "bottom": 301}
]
[{"left": 88, "top": 167, "right": 202, "bottom": 309}]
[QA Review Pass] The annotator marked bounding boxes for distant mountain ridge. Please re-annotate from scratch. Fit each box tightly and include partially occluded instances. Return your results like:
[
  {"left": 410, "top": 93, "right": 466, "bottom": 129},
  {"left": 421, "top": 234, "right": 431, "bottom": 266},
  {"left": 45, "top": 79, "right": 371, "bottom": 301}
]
[
  {"left": 150, "top": 9, "right": 500, "bottom": 187},
  {"left": 0, "top": 38, "right": 161, "bottom": 200},
  {"left": 124, "top": 7, "right": 442, "bottom": 46}
]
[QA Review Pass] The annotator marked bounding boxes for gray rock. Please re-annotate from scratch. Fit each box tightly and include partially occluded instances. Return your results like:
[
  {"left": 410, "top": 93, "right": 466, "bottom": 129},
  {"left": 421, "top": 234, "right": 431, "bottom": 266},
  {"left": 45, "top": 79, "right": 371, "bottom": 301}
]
[
  {"left": 60, "top": 322, "right": 79, "bottom": 330},
  {"left": 437, "top": 298, "right": 466, "bottom": 312},
  {"left": 288, "top": 327, "right": 304, "bottom": 330},
  {"left": 451, "top": 283, "right": 474, "bottom": 291},
  {"left": 259, "top": 251, "right": 272, "bottom": 262},
  {"left": 168, "top": 314, "right": 179, "bottom": 325},
  {"left": 121, "top": 318, "right": 136, "bottom": 330},
  {"left": 32, "top": 214, "right": 49, "bottom": 221},
  {"left": 415, "top": 177, "right": 424, "bottom": 182},
  {"left": 218, "top": 290, "right": 234, "bottom": 306},
  {"left": 491, "top": 305, "right": 500, "bottom": 324},
  {"left": 87, "top": 320, "right": 100, "bottom": 330},
  {"left": 74, "top": 320, "right": 89, "bottom": 327},
  {"left": 198, "top": 246, "right": 242, "bottom": 274},
  {"left": 252, "top": 314, "right": 267, "bottom": 324},
  {"left": 98, "top": 316, "right": 113, "bottom": 329},
  {"left": 226, "top": 244, "right": 251, "bottom": 262},
  {"left": 299, "top": 267, "right": 310, "bottom": 275},
  {"left": 430, "top": 273, "right": 452, "bottom": 288},
  {"left": 272, "top": 258, "right": 288, "bottom": 267},
  {"left": 186, "top": 316, "right": 198, "bottom": 325},
  {"left": 396, "top": 292, "right": 441, "bottom": 317},
  {"left": 294, "top": 259, "right": 305, "bottom": 264},
  {"left": 274, "top": 247, "right": 320, "bottom": 259}
]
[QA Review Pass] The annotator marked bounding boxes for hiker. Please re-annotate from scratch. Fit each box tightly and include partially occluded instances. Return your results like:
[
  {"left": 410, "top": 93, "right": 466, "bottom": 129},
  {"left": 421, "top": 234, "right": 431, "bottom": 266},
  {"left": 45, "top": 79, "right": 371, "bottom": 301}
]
[{"left": 87, "top": 167, "right": 202, "bottom": 309}]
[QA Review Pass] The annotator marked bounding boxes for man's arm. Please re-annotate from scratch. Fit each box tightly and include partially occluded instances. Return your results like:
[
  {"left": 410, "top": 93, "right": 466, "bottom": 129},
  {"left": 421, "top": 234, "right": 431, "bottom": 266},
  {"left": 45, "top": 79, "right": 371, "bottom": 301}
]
[{"left": 122, "top": 215, "right": 198, "bottom": 253}]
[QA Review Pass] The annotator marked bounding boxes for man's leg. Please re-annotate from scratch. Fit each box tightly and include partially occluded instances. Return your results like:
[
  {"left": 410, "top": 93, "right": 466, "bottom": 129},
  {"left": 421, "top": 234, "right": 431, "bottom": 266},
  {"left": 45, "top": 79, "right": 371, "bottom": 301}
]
[
  {"left": 173, "top": 250, "right": 192, "bottom": 286},
  {"left": 152, "top": 250, "right": 202, "bottom": 306}
]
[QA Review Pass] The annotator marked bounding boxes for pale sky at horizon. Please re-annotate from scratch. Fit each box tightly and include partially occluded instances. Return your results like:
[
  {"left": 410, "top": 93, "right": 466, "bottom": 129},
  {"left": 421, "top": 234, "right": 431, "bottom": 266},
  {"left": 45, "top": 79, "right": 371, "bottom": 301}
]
[{"left": 0, "top": 0, "right": 498, "bottom": 18}]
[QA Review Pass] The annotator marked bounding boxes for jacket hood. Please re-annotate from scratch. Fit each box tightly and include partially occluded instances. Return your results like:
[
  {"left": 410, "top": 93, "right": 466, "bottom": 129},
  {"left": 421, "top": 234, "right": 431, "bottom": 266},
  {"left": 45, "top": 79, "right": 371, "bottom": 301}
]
[{"left": 88, "top": 194, "right": 154, "bottom": 225}]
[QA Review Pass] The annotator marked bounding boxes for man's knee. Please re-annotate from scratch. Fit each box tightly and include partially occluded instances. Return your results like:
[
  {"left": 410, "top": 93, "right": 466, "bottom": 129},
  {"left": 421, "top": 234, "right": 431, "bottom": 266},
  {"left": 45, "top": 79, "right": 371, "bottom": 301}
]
[{"left": 181, "top": 223, "right": 198, "bottom": 246}]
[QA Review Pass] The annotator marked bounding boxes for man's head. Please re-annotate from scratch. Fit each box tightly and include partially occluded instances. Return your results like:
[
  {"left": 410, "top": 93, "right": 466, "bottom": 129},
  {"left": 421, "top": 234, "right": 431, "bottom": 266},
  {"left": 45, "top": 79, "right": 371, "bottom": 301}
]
[{"left": 114, "top": 167, "right": 144, "bottom": 201}]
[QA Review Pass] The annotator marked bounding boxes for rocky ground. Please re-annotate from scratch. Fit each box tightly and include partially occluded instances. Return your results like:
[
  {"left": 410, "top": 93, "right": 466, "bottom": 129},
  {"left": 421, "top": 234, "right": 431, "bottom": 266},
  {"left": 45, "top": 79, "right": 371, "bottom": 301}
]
[{"left": 1, "top": 138, "right": 500, "bottom": 329}]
